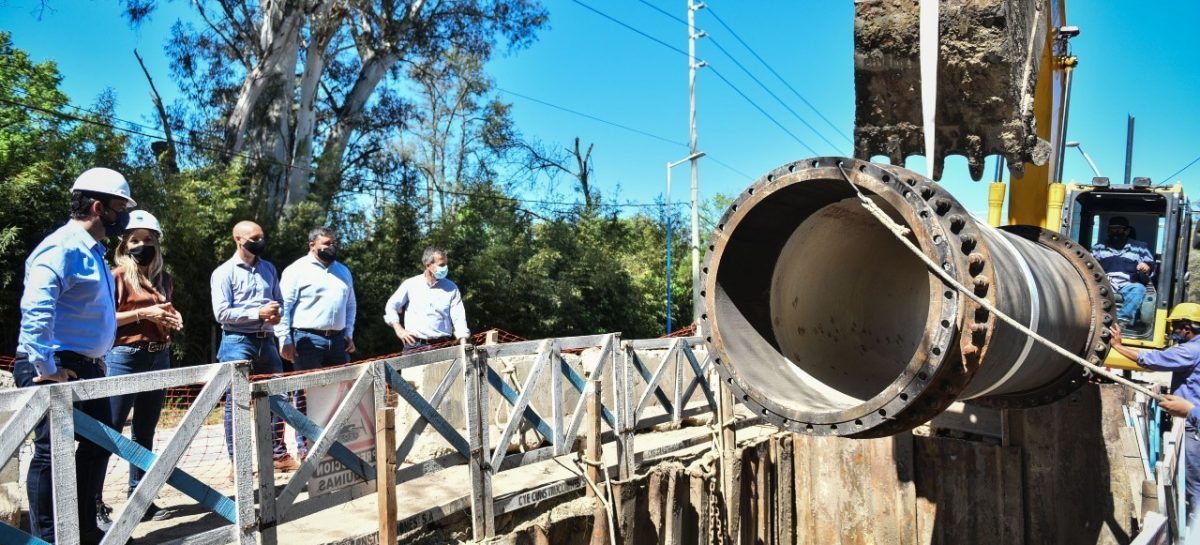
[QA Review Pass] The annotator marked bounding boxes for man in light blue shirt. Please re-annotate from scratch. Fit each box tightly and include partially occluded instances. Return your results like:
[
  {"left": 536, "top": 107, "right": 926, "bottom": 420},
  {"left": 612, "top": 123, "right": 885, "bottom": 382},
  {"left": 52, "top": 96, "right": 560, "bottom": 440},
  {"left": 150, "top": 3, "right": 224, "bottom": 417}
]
[
  {"left": 13, "top": 167, "right": 134, "bottom": 544},
  {"left": 384, "top": 246, "right": 469, "bottom": 352},
  {"left": 276, "top": 226, "right": 357, "bottom": 457},
  {"left": 210, "top": 220, "right": 299, "bottom": 473}
]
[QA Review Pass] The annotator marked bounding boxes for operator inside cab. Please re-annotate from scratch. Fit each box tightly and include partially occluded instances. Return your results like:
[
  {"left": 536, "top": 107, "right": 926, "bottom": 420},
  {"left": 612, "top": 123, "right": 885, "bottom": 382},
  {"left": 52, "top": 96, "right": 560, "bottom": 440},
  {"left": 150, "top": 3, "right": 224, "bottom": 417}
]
[{"left": 1091, "top": 216, "right": 1155, "bottom": 328}]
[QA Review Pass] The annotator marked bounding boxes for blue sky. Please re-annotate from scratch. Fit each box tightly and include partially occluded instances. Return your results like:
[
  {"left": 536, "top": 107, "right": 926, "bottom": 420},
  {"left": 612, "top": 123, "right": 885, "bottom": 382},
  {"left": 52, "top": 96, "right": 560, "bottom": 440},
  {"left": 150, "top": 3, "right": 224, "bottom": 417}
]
[{"left": 4, "top": 0, "right": 1198, "bottom": 218}]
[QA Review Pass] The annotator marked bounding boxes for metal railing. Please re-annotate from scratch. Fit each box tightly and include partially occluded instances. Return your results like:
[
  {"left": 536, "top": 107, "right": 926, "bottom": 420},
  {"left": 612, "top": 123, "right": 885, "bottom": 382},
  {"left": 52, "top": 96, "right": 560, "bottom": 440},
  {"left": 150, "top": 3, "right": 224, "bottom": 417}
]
[{"left": 0, "top": 333, "right": 740, "bottom": 545}]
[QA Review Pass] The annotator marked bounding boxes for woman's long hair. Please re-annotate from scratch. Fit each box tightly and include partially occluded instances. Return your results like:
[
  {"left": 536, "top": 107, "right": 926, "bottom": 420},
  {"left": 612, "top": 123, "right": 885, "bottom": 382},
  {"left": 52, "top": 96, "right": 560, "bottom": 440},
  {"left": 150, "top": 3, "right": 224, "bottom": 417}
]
[{"left": 114, "top": 230, "right": 165, "bottom": 296}]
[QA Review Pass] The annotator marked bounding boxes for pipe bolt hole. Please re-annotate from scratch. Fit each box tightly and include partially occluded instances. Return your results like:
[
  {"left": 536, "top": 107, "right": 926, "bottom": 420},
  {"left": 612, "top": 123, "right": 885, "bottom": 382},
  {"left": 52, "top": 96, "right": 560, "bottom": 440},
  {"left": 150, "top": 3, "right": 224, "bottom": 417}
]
[{"left": 917, "top": 372, "right": 929, "bottom": 381}]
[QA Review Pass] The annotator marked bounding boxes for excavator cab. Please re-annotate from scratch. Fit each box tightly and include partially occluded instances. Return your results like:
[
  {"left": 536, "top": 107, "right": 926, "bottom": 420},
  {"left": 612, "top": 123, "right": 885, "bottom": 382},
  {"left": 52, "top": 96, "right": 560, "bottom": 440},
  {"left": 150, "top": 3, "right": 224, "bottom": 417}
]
[{"left": 1061, "top": 178, "right": 1192, "bottom": 369}]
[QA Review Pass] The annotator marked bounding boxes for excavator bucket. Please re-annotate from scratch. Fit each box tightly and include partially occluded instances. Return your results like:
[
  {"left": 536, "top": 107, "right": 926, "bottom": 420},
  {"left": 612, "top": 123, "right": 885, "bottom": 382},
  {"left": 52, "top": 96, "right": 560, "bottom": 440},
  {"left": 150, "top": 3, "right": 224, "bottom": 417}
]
[{"left": 854, "top": 0, "right": 1053, "bottom": 181}]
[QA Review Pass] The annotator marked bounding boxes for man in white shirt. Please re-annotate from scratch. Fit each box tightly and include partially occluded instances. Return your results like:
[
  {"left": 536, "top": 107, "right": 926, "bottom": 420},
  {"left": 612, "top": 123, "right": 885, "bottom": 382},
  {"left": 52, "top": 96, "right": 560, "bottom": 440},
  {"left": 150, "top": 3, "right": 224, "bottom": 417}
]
[
  {"left": 384, "top": 246, "right": 469, "bottom": 352},
  {"left": 277, "top": 226, "right": 357, "bottom": 458}
]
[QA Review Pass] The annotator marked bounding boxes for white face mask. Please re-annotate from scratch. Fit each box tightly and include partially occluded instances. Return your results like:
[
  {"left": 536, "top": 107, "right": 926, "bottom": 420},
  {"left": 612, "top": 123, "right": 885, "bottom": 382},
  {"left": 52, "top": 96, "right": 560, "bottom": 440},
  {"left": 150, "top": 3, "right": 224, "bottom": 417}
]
[{"left": 433, "top": 264, "right": 449, "bottom": 280}]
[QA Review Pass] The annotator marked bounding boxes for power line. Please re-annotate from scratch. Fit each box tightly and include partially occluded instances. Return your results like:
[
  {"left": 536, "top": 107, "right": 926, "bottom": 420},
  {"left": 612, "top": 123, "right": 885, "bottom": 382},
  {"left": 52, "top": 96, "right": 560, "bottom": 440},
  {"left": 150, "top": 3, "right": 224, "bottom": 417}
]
[
  {"left": 635, "top": 0, "right": 688, "bottom": 26},
  {"left": 571, "top": 0, "right": 688, "bottom": 57},
  {"left": 497, "top": 87, "right": 755, "bottom": 181},
  {"left": 706, "top": 6, "right": 853, "bottom": 146},
  {"left": 572, "top": 3, "right": 818, "bottom": 163},
  {"left": 1160, "top": 153, "right": 1200, "bottom": 186},
  {"left": 1, "top": 94, "right": 690, "bottom": 211},
  {"left": 706, "top": 66, "right": 818, "bottom": 156},
  {"left": 706, "top": 36, "right": 841, "bottom": 153},
  {"left": 497, "top": 87, "right": 684, "bottom": 147}
]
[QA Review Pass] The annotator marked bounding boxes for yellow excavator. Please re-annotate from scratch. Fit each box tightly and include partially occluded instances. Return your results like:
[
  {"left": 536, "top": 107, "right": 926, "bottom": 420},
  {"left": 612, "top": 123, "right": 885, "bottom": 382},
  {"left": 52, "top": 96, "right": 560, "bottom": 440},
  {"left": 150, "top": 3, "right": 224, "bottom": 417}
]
[{"left": 854, "top": 0, "right": 1192, "bottom": 372}]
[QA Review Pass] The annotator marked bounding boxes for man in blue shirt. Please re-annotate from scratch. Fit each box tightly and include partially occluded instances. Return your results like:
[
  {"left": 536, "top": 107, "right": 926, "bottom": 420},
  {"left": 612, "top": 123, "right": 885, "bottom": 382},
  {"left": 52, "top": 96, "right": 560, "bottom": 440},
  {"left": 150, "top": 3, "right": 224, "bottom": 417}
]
[
  {"left": 13, "top": 167, "right": 134, "bottom": 544},
  {"left": 276, "top": 226, "right": 357, "bottom": 457},
  {"left": 1111, "top": 302, "right": 1200, "bottom": 525},
  {"left": 210, "top": 220, "right": 300, "bottom": 474},
  {"left": 1092, "top": 216, "right": 1156, "bottom": 327},
  {"left": 384, "top": 246, "right": 469, "bottom": 352}
]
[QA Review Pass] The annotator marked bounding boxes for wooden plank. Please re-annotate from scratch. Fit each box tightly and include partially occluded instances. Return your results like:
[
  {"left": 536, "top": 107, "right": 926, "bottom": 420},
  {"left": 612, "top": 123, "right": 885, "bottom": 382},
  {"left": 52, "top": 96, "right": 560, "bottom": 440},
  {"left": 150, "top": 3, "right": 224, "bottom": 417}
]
[
  {"left": 0, "top": 388, "right": 48, "bottom": 465},
  {"left": 394, "top": 358, "right": 462, "bottom": 463},
  {"left": 550, "top": 344, "right": 566, "bottom": 455},
  {"left": 490, "top": 343, "right": 551, "bottom": 469},
  {"left": 385, "top": 346, "right": 461, "bottom": 370},
  {"left": 776, "top": 436, "right": 795, "bottom": 545},
  {"left": 0, "top": 523, "right": 50, "bottom": 545},
  {"left": 254, "top": 389, "right": 280, "bottom": 545},
  {"left": 891, "top": 433, "right": 918, "bottom": 545},
  {"left": 635, "top": 340, "right": 679, "bottom": 419},
  {"left": 377, "top": 408, "right": 398, "bottom": 545},
  {"left": 464, "top": 346, "right": 495, "bottom": 538},
  {"left": 483, "top": 334, "right": 610, "bottom": 358},
  {"left": 229, "top": 361, "right": 257, "bottom": 545},
  {"left": 100, "top": 366, "right": 234, "bottom": 544},
  {"left": 384, "top": 365, "right": 470, "bottom": 459},
  {"left": 67, "top": 363, "right": 222, "bottom": 401},
  {"left": 157, "top": 525, "right": 235, "bottom": 545},
  {"left": 793, "top": 434, "right": 814, "bottom": 545},
  {"left": 50, "top": 388, "right": 79, "bottom": 545},
  {"left": 678, "top": 347, "right": 717, "bottom": 412},
  {"left": 253, "top": 364, "right": 366, "bottom": 396},
  {"left": 673, "top": 342, "right": 684, "bottom": 422},
  {"left": 838, "top": 436, "right": 867, "bottom": 545},
  {"left": 628, "top": 351, "right": 675, "bottom": 417},
  {"left": 274, "top": 368, "right": 376, "bottom": 518},
  {"left": 626, "top": 336, "right": 703, "bottom": 350},
  {"left": 615, "top": 342, "right": 636, "bottom": 480},
  {"left": 485, "top": 361, "right": 555, "bottom": 444}
]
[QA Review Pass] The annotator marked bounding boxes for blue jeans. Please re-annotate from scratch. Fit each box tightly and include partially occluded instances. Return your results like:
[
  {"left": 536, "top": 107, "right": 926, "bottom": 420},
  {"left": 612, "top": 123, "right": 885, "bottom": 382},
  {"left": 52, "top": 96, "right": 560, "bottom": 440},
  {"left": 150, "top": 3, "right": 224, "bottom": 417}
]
[
  {"left": 218, "top": 332, "right": 288, "bottom": 459},
  {"left": 291, "top": 330, "right": 349, "bottom": 455},
  {"left": 13, "top": 352, "right": 112, "bottom": 544},
  {"left": 101, "top": 345, "right": 170, "bottom": 494},
  {"left": 1118, "top": 282, "right": 1147, "bottom": 325}
]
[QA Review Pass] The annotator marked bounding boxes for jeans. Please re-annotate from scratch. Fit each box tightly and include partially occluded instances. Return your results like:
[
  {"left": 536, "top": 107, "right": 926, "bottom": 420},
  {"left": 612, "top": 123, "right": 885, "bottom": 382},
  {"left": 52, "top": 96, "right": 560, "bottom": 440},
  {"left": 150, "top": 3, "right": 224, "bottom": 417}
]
[
  {"left": 1118, "top": 282, "right": 1147, "bottom": 325},
  {"left": 218, "top": 332, "right": 288, "bottom": 459},
  {"left": 13, "top": 352, "right": 113, "bottom": 544},
  {"left": 102, "top": 345, "right": 170, "bottom": 494},
  {"left": 291, "top": 330, "right": 349, "bottom": 455}
]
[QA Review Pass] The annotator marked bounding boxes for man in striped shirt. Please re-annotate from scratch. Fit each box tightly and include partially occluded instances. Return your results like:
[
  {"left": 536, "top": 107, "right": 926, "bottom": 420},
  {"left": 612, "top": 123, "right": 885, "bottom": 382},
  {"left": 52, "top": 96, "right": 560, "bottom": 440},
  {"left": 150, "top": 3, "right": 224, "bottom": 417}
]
[{"left": 1091, "top": 216, "right": 1155, "bottom": 327}]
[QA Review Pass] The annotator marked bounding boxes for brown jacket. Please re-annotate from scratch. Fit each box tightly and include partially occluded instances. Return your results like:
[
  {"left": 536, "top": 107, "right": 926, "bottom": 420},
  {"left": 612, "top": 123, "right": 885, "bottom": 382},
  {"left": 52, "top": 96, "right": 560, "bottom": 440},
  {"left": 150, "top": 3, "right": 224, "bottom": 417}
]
[{"left": 112, "top": 266, "right": 174, "bottom": 345}]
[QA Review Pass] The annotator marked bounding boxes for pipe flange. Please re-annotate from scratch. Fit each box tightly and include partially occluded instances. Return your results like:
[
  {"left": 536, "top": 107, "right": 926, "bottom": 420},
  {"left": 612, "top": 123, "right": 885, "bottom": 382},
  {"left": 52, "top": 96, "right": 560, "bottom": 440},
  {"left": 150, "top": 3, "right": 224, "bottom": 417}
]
[
  {"left": 969, "top": 226, "right": 1115, "bottom": 409},
  {"left": 700, "top": 157, "right": 977, "bottom": 437}
]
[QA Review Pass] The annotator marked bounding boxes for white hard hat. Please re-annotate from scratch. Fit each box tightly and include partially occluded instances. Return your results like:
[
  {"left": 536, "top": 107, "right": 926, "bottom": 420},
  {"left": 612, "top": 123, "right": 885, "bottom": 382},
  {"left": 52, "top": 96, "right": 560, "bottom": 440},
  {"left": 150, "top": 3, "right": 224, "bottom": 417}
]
[
  {"left": 71, "top": 167, "right": 136, "bottom": 206},
  {"left": 125, "top": 210, "right": 161, "bottom": 235}
]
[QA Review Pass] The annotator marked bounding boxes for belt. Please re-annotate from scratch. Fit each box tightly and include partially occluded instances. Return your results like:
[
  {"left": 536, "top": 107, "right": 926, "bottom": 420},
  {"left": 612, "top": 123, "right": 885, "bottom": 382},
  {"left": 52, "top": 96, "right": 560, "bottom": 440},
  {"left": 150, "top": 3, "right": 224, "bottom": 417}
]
[
  {"left": 57, "top": 351, "right": 104, "bottom": 365},
  {"left": 226, "top": 330, "right": 274, "bottom": 339},
  {"left": 420, "top": 336, "right": 455, "bottom": 345},
  {"left": 298, "top": 328, "right": 344, "bottom": 338},
  {"left": 129, "top": 341, "right": 172, "bottom": 353}
]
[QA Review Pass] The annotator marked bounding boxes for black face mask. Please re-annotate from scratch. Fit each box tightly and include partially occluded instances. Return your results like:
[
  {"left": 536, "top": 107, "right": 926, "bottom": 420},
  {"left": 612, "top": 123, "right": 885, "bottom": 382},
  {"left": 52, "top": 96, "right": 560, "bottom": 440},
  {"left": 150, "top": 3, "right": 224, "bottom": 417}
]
[
  {"left": 103, "top": 204, "right": 131, "bottom": 239},
  {"left": 128, "top": 244, "right": 157, "bottom": 266},
  {"left": 242, "top": 238, "right": 267, "bottom": 256},
  {"left": 316, "top": 246, "right": 337, "bottom": 263}
]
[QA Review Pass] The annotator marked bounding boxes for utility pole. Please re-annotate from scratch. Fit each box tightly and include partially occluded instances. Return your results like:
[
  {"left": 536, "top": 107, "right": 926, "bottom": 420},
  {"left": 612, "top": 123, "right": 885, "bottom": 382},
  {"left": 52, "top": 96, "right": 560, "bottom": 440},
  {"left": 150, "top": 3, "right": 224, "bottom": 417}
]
[{"left": 688, "top": 0, "right": 707, "bottom": 327}]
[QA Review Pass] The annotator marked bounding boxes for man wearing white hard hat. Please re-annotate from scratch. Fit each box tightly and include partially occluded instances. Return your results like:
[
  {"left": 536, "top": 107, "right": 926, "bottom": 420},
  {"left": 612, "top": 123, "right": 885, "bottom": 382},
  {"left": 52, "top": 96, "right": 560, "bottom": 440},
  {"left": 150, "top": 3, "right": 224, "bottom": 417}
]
[
  {"left": 95, "top": 210, "right": 182, "bottom": 525},
  {"left": 13, "top": 167, "right": 134, "bottom": 544}
]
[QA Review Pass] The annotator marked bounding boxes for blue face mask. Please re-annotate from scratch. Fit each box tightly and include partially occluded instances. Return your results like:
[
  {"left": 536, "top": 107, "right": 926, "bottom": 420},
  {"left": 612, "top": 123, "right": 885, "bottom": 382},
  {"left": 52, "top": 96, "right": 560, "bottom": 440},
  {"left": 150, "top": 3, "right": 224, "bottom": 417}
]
[
  {"left": 1172, "top": 332, "right": 1186, "bottom": 344},
  {"left": 433, "top": 264, "right": 449, "bottom": 280}
]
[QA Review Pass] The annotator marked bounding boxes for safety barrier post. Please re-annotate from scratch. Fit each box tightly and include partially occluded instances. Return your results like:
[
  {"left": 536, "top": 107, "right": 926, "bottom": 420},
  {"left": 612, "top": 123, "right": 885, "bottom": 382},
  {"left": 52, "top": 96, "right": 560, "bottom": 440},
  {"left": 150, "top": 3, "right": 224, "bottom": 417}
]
[
  {"left": 377, "top": 407, "right": 398, "bottom": 544},
  {"left": 463, "top": 344, "right": 495, "bottom": 538},
  {"left": 617, "top": 340, "right": 636, "bottom": 480},
  {"left": 230, "top": 359, "right": 258, "bottom": 544}
]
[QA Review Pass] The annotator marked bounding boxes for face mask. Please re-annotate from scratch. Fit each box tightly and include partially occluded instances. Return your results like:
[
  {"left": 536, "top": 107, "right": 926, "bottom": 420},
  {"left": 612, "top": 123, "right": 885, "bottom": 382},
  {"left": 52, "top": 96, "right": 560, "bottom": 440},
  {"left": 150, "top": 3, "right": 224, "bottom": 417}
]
[
  {"left": 242, "top": 238, "right": 266, "bottom": 256},
  {"left": 433, "top": 264, "right": 449, "bottom": 280},
  {"left": 128, "top": 244, "right": 157, "bottom": 266},
  {"left": 1172, "top": 332, "right": 1185, "bottom": 344},
  {"left": 316, "top": 246, "right": 337, "bottom": 263},
  {"left": 103, "top": 204, "right": 131, "bottom": 239}
]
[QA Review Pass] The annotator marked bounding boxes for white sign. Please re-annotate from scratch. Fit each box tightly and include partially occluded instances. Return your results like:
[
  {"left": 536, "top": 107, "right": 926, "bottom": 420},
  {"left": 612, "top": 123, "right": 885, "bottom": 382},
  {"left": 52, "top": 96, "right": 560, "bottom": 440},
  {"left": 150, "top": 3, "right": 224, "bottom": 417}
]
[{"left": 305, "top": 382, "right": 377, "bottom": 496}]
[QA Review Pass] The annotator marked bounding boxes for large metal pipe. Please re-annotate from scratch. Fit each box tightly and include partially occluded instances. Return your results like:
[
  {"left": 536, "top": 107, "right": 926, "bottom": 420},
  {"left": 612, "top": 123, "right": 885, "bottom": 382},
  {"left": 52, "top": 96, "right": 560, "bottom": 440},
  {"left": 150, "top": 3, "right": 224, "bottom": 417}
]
[{"left": 700, "top": 158, "right": 1114, "bottom": 438}]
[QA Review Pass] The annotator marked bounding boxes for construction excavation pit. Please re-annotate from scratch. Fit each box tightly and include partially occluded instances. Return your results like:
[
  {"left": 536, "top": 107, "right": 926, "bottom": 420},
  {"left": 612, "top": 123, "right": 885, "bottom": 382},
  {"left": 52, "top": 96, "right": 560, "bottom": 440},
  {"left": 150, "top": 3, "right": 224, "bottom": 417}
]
[{"left": 700, "top": 157, "right": 1116, "bottom": 437}]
